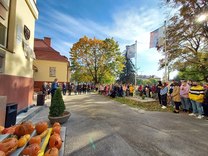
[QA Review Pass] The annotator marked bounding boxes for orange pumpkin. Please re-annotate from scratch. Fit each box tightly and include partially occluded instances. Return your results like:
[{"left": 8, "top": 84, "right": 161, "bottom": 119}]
[
  {"left": 22, "top": 143, "right": 40, "bottom": 156},
  {"left": 0, "top": 126, "right": 4, "bottom": 134},
  {"left": 52, "top": 126, "right": 61, "bottom": 135},
  {"left": 0, "top": 138, "right": 18, "bottom": 155},
  {"left": 35, "top": 122, "right": 48, "bottom": 135},
  {"left": 49, "top": 134, "right": 62, "bottom": 150},
  {"left": 14, "top": 121, "right": 34, "bottom": 137},
  {"left": 29, "top": 136, "right": 41, "bottom": 145},
  {"left": 53, "top": 122, "right": 61, "bottom": 128},
  {"left": 2, "top": 125, "right": 18, "bottom": 135},
  {"left": 0, "top": 151, "right": 5, "bottom": 156},
  {"left": 44, "top": 147, "right": 59, "bottom": 156}
]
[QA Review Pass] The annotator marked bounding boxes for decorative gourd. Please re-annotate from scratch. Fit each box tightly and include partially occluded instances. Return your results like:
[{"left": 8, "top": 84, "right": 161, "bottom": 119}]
[
  {"left": 29, "top": 136, "right": 41, "bottom": 145},
  {"left": 0, "top": 138, "right": 18, "bottom": 155},
  {"left": 44, "top": 147, "right": 59, "bottom": 156},
  {"left": 0, "top": 151, "right": 5, "bottom": 156},
  {"left": 1, "top": 125, "right": 18, "bottom": 134},
  {"left": 49, "top": 134, "right": 62, "bottom": 150},
  {"left": 0, "top": 126, "right": 4, "bottom": 134},
  {"left": 53, "top": 122, "right": 61, "bottom": 128},
  {"left": 21, "top": 143, "right": 40, "bottom": 156},
  {"left": 35, "top": 122, "right": 48, "bottom": 135},
  {"left": 18, "top": 134, "right": 30, "bottom": 147},
  {"left": 39, "top": 129, "right": 48, "bottom": 139},
  {"left": 52, "top": 126, "right": 61, "bottom": 135},
  {"left": 14, "top": 121, "right": 34, "bottom": 137}
]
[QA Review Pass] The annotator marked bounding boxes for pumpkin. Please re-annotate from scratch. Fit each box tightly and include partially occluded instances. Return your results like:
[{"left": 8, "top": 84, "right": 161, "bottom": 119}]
[
  {"left": 0, "top": 151, "right": 5, "bottom": 156},
  {"left": 14, "top": 121, "right": 34, "bottom": 137},
  {"left": 21, "top": 143, "right": 40, "bottom": 156},
  {"left": 0, "top": 138, "right": 18, "bottom": 155},
  {"left": 53, "top": 122, "right": 61, "bottom": 128},
  {"left": 1, "top": 125, "right": 17, "bottom": 135},
  {"left": 29, "top": 136, "right": 41, "bottom": 145},
  {"left": 35, "top": 122, "right": 48, "bottom": 135},
  {"left": 49, "top": 134, "right": 62, "bottom": 150},
  {"left": 0, "top": 126, "right": 4, "bottom": 134},
  {"left": 52, "top": 126, "right": 61, "bottom": 135},
  {"left": 44, "top": 147, "right": 59, "bottom": 156}
]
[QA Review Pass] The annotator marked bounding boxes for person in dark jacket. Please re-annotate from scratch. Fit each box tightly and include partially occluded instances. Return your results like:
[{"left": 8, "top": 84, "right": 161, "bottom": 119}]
[
  {"left": 51, "top": 78, "right": 58, "bottom": 98},
  {"left": 68, "top": 83, "right": 72, "bottom": 95},
  {"left": 203, "top": 84, "right": 208, "bottom": 117},
  {"left": 62, "top": 82, "right": 67, "bottom": 95},
  {"left": 156, "top": 81, "right": 162, "bottom": 105}
]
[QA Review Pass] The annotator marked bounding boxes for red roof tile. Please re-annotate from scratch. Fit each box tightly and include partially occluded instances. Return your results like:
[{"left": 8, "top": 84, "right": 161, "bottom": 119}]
[{"left": 34, "top": 38, "right": 69, "bottom": 63}]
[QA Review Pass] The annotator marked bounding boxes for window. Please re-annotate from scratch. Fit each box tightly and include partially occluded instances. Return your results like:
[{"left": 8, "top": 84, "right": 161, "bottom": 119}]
[
  {"left": 0, "top": 0, "right": 10, "bottom": 8},
  {"left": 0, "top": 23, "right": 6, "bottom": 46},
  {"left": 0, "top": 53, "right": 4, "bottom": 73},
  {"left": 0, "top": 0, "right": 10, "bottom": 48},
  {"left": 49, "top": 67, "right": 56, "bottom": 77}
]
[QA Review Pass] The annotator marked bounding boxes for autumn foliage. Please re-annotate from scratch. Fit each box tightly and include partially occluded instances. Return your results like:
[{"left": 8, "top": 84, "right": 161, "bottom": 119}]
[{"left": 70, "top": 36, "right": 125, "bottom": 84}]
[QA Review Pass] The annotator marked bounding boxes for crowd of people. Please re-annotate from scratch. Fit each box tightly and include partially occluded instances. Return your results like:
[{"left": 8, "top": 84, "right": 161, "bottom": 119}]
[
  {"left": 41, "top": 78, "right": 208, "bottom": 119},
  {"left": 41, "top": 78, "right": 96, "bottom": 98},
  {"left": 97, "top": 80, "right": 208, "bottom": 119}
]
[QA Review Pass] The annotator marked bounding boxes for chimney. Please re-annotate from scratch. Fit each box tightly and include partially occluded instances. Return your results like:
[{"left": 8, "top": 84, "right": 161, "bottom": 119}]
[{"left": 44, "top": 37, "right": 51, "bottom": 46}]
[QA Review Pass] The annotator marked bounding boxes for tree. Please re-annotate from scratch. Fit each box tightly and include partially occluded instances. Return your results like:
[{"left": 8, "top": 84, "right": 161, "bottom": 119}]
[
  {"left": 119, "top": 54, "right": 136, "bottom": 84},
  {"left": 161, "top": 0, "right": 208, "bottom": 81},
  {"left": 70, "top": 36, "right": 125, "bottom": 84},
  {"left": 49, "top": 88, "right": 65, "bottom": 117},
  {"left": 177, "top": 65, "right": 205, "bottom": 81}
]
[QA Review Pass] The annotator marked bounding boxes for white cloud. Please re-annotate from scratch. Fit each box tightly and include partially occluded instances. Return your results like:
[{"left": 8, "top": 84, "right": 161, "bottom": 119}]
[{"left": 36, "top": 5, "right": 170, "bottom": 78}]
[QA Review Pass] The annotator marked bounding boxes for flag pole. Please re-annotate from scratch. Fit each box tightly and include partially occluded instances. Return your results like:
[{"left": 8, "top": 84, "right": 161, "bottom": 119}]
[
  {"left": 135, "top": 40, "right": 137, "bottom": 87},
  {"left": 164, "top": 21, "right": 168, "bottom": 82},
  {"left": 134, "top": 40, "right": 137, "bottom": 97}
]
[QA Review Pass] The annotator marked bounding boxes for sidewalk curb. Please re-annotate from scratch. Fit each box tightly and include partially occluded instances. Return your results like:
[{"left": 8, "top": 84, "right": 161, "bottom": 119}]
[{"left": 16, "top": 106, "right": 44, "bottom": 124}]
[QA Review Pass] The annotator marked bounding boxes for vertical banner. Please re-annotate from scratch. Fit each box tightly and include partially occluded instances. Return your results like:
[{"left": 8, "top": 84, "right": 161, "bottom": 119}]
[
  {"left": 126, "top": 43, "right": 136, "bottom": 59},
  {"left": 149, "top": 26, "right": 164, "bottom": 49}
]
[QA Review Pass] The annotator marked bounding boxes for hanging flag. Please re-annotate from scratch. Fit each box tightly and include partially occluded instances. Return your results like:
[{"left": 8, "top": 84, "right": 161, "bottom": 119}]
[
  {"left": 126, "top": 43, "right": 136, "bottom": 59},
  {"left": 149, "top": 26, "right": 164, "bottom": 49}
]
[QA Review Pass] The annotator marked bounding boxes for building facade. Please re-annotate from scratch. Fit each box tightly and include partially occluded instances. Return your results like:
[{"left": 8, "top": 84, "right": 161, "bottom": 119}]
[
  {"left": 33, "top": 37, "right": 70, "bottom": 91},
  {"left": 0, "top": 0, "right": 38, "bottom": 112}
]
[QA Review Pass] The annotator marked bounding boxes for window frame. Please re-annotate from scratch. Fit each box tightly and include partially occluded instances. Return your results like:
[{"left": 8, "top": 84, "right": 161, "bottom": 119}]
[
  {"left": 0, "top": 0, "right": 10, "bottom": 48},
  {"left": 0, "top": 52, "right": 5, "bottom": 73},
  {"left": 49, "top": 67, "right": 56, "bottom": 77}
]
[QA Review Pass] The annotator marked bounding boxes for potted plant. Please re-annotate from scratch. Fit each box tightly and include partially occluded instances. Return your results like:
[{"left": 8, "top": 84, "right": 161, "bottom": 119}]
[{"left": 48, "top": 88, "right": 70, "bottom": 124}]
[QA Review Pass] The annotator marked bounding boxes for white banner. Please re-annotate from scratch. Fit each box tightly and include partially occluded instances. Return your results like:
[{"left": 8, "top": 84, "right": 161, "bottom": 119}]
[
  {"left": 149, "top": 26, "right": 164, "bottom": 49},
  {"left": 126, "top": 43, "right": 136, "bottom": 59}
]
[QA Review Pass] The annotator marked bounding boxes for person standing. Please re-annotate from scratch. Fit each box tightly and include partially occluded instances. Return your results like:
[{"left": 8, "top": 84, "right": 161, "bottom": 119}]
[
  {"left": 129, "top": 84, "right": 134, "bottom": 96},
  {"left": 171, "top": 82, "right": 181, "bottom": 113},
  {"left": 157, "top": 81, "right": 162, "bottom": 105},
  {"left": 189, "top": 81, "right": 205, "bottom": 119},
  {"left": 202, "top": 83, "right": 208, "bottom": 118},
  {"left": 180, "top": 80, "right": 190, "bottom": 112},
  {"left": 62, "top": 82, "right": 67, "bottom": 95},
  {"left": 51, "top": 78, "right": 59, "bottom": 98},
  {"left": 68, "top": 83, "right": 72, "bottom": 95},
  {"left": 42, "top": 82, "right": 48, "bottom": 95},
  {"left": 160, "top": 82, "right": 168, "bottom": 109}
]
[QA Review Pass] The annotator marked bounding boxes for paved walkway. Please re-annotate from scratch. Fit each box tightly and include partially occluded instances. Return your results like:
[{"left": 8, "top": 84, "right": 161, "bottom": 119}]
[{"left": 26, "top": 94, "right": 208, "bottom": 156}]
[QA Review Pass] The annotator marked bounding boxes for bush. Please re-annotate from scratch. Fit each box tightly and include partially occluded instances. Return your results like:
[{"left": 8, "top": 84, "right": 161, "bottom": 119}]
[{"left": 49, "top": 88, "right": 66, "bottom": 117}]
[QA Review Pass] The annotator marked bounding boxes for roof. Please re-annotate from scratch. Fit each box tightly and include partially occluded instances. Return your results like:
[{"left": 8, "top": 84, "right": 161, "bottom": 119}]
[{"left": 34, "top": 38, "right": 69, "bottom": 63}]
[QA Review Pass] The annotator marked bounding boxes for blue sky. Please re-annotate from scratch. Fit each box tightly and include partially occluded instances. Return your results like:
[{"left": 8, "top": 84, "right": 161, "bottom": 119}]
[{"left": 35, "top": 0, "right": 177, "bottom": 79}]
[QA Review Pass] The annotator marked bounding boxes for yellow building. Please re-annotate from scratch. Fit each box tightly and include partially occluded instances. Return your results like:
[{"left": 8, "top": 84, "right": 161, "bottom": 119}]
[
  {"left": 33, "top": 37, "right": 70, "bottom": 91},
  {"left": 0, "top": 0, "right": 38, "bottom": 112}
]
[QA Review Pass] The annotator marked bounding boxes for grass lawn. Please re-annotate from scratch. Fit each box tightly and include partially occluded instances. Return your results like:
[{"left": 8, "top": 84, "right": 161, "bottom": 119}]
[{"left": 112, "top": 97, "right": 174, "bottom": 112}]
